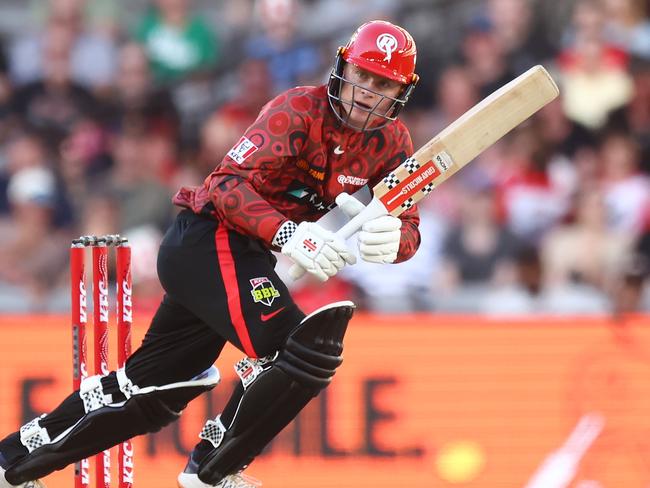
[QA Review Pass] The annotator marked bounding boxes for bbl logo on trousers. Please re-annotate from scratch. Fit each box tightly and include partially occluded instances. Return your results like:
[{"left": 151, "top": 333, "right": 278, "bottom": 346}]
[{"left": 250, "top": 277, "right": 280, "bottom": 306}]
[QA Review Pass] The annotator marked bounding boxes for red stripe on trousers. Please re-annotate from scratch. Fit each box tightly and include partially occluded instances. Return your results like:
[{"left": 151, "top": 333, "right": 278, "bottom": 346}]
[{"left": 215, "top": 226, "right": 257, "bottom": 358}]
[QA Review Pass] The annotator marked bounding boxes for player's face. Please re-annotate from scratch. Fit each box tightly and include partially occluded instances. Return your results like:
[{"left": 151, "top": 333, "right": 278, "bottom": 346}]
[{"left": 339, "top": 63, "right": 403, "bottom": 127}]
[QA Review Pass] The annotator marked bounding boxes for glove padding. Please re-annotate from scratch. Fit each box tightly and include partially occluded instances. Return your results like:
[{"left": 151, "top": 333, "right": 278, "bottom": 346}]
[
  {"left": 336, "top": 192, "right": 402, "bottom": 264},
  {"left": 281, "top": 221, "right": 356, "bottom": 281}
]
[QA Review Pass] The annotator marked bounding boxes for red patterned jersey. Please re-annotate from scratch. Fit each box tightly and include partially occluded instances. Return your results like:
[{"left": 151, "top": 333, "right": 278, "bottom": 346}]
[{"left": 173, "top": 85, "right": 420, "bottom": 262}]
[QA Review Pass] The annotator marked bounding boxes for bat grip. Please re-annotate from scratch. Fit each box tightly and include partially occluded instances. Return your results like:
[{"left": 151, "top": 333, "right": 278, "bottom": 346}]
[
  {"left": 288, "top": 198, "right": 388, "bottom": 280},
  {"left": 334, "top": 197, "right": 388, "bottom": 239}
]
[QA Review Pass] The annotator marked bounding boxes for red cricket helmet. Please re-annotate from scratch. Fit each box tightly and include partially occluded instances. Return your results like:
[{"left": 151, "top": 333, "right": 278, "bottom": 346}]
[
  {"left": 328, "top": 20, "right": 419, "bottom": 131},
  {"left": 342, "top": 20, "right": 418, "bottom": 85}
]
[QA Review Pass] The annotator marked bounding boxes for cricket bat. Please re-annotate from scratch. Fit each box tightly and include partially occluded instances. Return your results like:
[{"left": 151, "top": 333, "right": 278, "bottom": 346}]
[{"left": 290, "top": 64, "right": 559, "bottom": 279}]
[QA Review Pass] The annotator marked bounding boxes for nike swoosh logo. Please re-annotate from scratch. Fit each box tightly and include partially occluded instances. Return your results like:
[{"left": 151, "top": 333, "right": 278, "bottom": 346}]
[
  {"left": 260, "top": 306, "right": 286, "bottom": 322},
  {"left": 334, "top": 145, "right": 345, "bottom": 155}
]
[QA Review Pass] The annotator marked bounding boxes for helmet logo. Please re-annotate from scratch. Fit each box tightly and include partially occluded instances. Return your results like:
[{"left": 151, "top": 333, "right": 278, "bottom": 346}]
[{"left": 376, "top": 33, "right": 398, "bottom": 62}]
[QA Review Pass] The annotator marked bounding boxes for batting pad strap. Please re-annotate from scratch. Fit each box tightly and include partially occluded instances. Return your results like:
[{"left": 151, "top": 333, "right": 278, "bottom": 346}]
[
  {"left": 234, "top": 353, "right": 277, "bottom": 390},
  {"left": 79, "top": 375, "right": 112, "bottom": 413},
  {"left": 116, "top": 367, "right": 140, "bottom": 399},
  {"left": 20, "top": 415, "right": 50, "bottom": 453},
  {"left": 272, "top": 220, "right": 298, "bottom": 248},
  {"left": 199, "top": 415, "right": 227, "bottom": 449}
]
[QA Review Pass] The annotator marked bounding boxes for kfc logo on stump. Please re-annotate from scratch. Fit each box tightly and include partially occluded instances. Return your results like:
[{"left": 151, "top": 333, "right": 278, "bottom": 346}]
[{"left": 228, "top": 136, "right": 259, "bottom": 164}]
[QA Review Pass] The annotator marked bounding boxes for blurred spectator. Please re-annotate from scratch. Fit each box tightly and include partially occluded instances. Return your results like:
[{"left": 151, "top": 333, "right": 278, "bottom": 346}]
[
  {"left": 0, "top": 36, "right": 14, "bottom": 160},
  {"left": 245, "top": 0, "right": 323, "bottom": 93},
  {"left": 484, "top": 0, "right": 556, "bottom": 73},
  {"left": 481, "top": 244, "right": 611, "bottom": 315},
  {"left": 76, "top": 191, "right": 121, "bottom": 240},
  {"left": 610, "top": 251, "right": 650, "bottom": 312},
  {"left": 214, "top": 0, "right": 255, "bottom": 64},
  {"left": 622, "top": 228, "right": 650, "bottom": 310},
  {"left": 439, "top": 186, "right": 520, "bottom": 294},
  {"left": 0, "top": 165, "right": 69, "bottom": 311},
  {"left": 103, "top": 43, "right": 179, "bottom": 139},
  {"left": 542, "top": 188, "right": 632, "bottom": 291},
  {"left": 600, "top": 131, "right": 650, "bottom": 235},
  {"left": 533, "top": 99, "right": 593, "bottom": 203},
  {"left": 459, "top": 14, "right": 517, "bottom": 98},
  {"left": 563, "top": 0, "right": 608, "bottom": 45},
  {"left": 535, "top": 97, "right": 596, "bottom": 164},
  {"left": 58, "top": 117, "right": 112, "bottom": 220},
  {"left": 627, "top": 61, "right": 650, "bottom": 165},
  {"left": 140, "top": 121, "right": 182, "bottom": 188},
  {"left": 134, "top": 0, "right": 219, "bottom": 84},
  {"left": 408, "top": 64, "right": 479, "bottom": 150},
  {"left": 9, "top": 0, "right": 117, "bottom": 91},
  {"left": 301, "top": 0, "right": 397, "bottom": 40},
  {"left": 559, "top": 0, "right": 635, "bottom": 129},
  {"left": 0, "top": 132, "right": 70, "bottom": 225},
  {"left": 495, "top": 126, "right": 570, "bottom": 241},
  {"left": 0, "top": 36, "right": 10, "bottom": 104},
  {"left": 217, "top": 59, "right": 273, "bottom": 129},
  {"left": 9, "top": 25, "right": 100, "bottom": 149},
  {"left": 105, "top": 126, "right": 174, "bottom": 233},
  {"left": 195, "top": 59, "right": 273, "bottom": 173},
  {"left": 602, "top": 0, "right": 650, "bottom": 60}
]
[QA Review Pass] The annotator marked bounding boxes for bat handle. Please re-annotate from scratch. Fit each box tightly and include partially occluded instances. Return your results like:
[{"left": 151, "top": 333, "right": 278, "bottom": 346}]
[
  {"left": 334, "top": 197, "right": 388, "bottom": 239},
  {"left": 288, "top": 198, "right": 388, "bottom": 281}
]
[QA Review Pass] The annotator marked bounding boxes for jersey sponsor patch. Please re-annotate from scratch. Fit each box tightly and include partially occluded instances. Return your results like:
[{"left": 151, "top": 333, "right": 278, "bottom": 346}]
[
  {"left": 250, "top": 277, "right": 280, "bottom": 307},
  {"left": 296, "top": 159, "right": 325, "bottom": 181},
  {"left": 227, "top": 136, "right": 259, "bottom": 164},
  {"left": 337, "top": 175, "right": 368, "bottom": 186},
  {"left": 286, "top": 181, "right": 337, "bottom": 212}
]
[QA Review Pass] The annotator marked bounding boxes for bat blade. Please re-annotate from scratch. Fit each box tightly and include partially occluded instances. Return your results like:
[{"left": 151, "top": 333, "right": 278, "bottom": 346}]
[{"left": 376, "top": 64, "right": 559, "bottom": 216}]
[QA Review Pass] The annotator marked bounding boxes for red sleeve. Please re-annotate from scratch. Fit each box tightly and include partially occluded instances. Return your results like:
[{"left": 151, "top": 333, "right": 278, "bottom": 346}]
[
  {"left": 370, "top": 125, "right": 421, "bottom": 263},
  {"left": 206, "top": 92, "right": 305, "bottom": 245}
]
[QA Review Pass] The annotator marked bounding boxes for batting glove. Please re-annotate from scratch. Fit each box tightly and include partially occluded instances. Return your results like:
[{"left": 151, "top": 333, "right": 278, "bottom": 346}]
[
  {"left": 275, "top": 221, "right": 356, "bottom": 282},
  {"left": 336, "top": 192, "right": 402, "bottom": 264}
]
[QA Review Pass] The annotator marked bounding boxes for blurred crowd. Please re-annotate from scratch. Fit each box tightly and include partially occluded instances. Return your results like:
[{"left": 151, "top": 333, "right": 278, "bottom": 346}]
[{"left": 0, "top": 0, "right": 648, "bottom": 315}]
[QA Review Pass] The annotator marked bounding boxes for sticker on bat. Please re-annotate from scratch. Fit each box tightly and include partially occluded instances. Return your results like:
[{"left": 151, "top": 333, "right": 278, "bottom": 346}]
[{"left": 433, "top": 151, "right": 454, "bottom": 173}]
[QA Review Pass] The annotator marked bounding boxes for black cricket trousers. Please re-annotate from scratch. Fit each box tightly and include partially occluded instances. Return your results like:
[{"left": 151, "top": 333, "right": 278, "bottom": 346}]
[{"left": 131, "top": 209, "right": 306, "bottom": 387}]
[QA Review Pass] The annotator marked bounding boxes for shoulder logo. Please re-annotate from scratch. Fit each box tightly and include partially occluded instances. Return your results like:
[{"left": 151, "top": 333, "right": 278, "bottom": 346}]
[
  {"left": 227, "top": 136, "right": 259, "bottom": 164},
  {"left": 376, "top": 33, "right": 398, "bottom": 62},
  {"left": 334, "top": 145, "right": 345, "bottom": 155}
]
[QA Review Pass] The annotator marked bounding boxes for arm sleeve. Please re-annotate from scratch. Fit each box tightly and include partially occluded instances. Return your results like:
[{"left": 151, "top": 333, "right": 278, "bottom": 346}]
[
  {"left": 206, "top": 93, "right": 306, "bottom": 246},
  {"left": 369, "top": 128, "right": 421, "bottom": 263}
]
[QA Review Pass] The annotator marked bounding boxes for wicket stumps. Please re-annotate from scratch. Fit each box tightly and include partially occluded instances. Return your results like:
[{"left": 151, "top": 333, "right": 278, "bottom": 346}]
[{"left": 70, "top": 235, "right": 134, "bottom": 488}]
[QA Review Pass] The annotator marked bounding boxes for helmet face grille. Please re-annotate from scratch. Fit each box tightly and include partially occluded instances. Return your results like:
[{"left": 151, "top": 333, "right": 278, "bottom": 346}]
[{"left": 326, "top": 55, "right": 417, "bottom": 132}]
